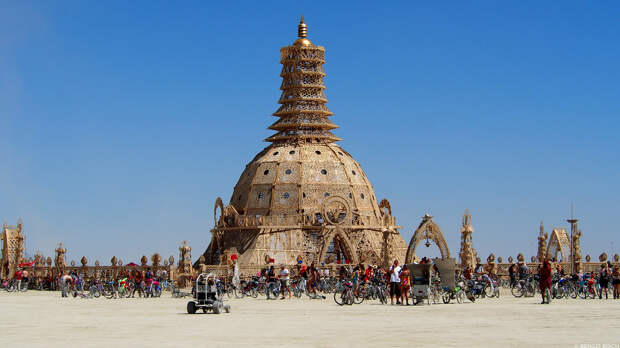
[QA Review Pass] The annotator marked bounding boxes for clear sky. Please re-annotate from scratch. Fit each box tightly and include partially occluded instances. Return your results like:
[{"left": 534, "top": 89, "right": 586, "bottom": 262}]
[{"left": 1, "top": 1, "right": 619, "bottom": 265}]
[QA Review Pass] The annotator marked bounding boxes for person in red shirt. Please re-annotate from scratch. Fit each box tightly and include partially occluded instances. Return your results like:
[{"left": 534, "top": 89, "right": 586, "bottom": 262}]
[
  {"left": 14, "top": 268, "right": 23, "bottom": 291},
  {"left": 539, "top": 260, "right": 552, "bottom": 304},
  {"left": 364, "top": 265, "right": 373, "bottom": 283},
  {"left": 464, "top": 266, "right": 472, "bottom": 280}
]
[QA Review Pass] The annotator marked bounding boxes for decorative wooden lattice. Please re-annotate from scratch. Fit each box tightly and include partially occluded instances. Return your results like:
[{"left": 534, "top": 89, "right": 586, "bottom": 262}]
[
  {"left": 266, "top": 16, "right": 340, "bottom": 144},
  {"left": 458, "top": 209, "right": 477, "bottom": 270},
  {"left": 199, "top": 17, "right": 408, "bottom": 267},
  {"left": 1, "top": 221, "right": 24, "bottom": 278}
]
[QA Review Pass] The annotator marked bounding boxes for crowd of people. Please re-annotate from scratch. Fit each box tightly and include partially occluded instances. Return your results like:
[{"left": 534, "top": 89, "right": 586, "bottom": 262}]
[
  {"left": 5, "top": 258, "right": 620, "bottom": 305},
  {"left": 506, "top": 259, "right": 620, "bottom": 303},
  {"left": 1, "top": 267, "right": 171, "bottom": 299},
  {"left": 243, "top": 258, "right": 440, "bottom": 306}
]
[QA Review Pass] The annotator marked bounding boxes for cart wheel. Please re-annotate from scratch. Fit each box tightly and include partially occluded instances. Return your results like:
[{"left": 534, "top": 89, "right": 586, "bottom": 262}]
[
  {"left": 224, "top": 305, "right": 230, "bottom": 313},
  {"left": 213, "top": 301, "right": 221, "bottom": 314},
  {"left": 442, "top": 293, "right": 451, "bottom": 304},
  {"left": 202, "top": 308, "right": 208, "bottom": 313},
  {"left": 187, "top": 301, "right": 197, "bottom": 314}
]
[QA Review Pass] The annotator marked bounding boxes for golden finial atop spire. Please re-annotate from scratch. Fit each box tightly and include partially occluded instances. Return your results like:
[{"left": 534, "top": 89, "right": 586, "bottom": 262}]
[
  {"left": 294, "top": 15, "right": 312, "bottom": 47},
  {"left": 298, "top": 15, "right": 307, "bottom": 38}
]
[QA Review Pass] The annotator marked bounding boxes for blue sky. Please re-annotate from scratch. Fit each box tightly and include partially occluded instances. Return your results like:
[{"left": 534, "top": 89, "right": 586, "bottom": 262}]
[{"left": 1, "top": 1, "right": 619, "bottom": 265}]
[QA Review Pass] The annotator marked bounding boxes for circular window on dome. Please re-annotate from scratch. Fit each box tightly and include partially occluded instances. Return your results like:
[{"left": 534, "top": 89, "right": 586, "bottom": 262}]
[
  {"left": 321, "top": 169, "right": 327, "bottom": 175},
  {"left": 360, "top": 193, "right": 365, "bottom": 199},
  {"left": 264, "top": 170, "right": 269, "bottom": 175},
  {"left": 289, "top": 150, "right": 295, "bottom": 155},
  {"left": 324, "top": 192, "right": 330, "bottom": 197},
  {"left": 315, "top": 150, "right": 321, "bottom": 155},
  {"left": 352, "top": 170, "right": 357, "bottom": 175},
  {"left": 285, "top": 169, "right": 292, "bottom": 175},
  {"left": 348, "top": 193, "right": 352, "bottom": 199},
  {"left": 273, "top": 152, "right": 279, "bottom": 156},
  {"left": 302, "top": 193, "right": 306, "bottom": 198},
  {"left": 283, "top": 192, "right": 290, "bottom": 199},
  {"left": 338, "top": 152, "right": 343, "bottom": 156}
]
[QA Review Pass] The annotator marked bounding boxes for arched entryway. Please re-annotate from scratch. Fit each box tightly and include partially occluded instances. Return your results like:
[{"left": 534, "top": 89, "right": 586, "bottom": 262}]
[
  {"left": 546, "top": 228, "right": 570, "bottom": 262},
  {"left": 405, "top": 214, "right": 450, "bottom": 264},
  {"left": 319, "top": 227, "right": 358, "bottom": 264}
]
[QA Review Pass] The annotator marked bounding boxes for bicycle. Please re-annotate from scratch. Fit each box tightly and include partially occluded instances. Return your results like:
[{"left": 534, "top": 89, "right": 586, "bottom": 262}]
[
  {"left": 333, "top": 281, "right": 355, "bottom": 306},
  {"left": 266, "top": 281, "right": 281, "bottom": 299}
]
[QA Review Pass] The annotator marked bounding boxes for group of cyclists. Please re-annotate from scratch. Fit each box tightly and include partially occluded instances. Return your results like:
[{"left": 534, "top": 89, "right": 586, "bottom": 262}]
[
  {"left": 232, "top": 260, "right": 423, "bottom": 305},
  {"left": 7, "top": 258, "right": 620, "bottom": 305},
  {"left": 507, "top": 259, "right": 620, "bottom": 303},
  {"left": 2, "top": 267, "right": 171, "bottom": 299},
  {"left": 1, "top": 267, "right": 31, "bottom": 292}
]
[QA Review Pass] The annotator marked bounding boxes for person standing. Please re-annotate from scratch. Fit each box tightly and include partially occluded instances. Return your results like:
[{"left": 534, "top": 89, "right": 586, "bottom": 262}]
[
  {"left": 612, "top": 266, "right": 620, "bottom": 299},
  {"left": 60, "top": 272, "right": 72, "bottom": 298},
  {"left": 266, "top": 265, "right": 277, "bottom": 299},
  {"left": 14, "top": 268, "right": 23, "bottom": 291},
  {"left": 364, "top": 265, "right": 373, "bottom": 283},
  {"left": 307, "top": 263, "right": 317, "bottom": 297},
  {"left": 299, "top": 265, "right": 308, "bottom": 293},
  {"left": 508, "top": 263, "right": 517, "bottom": 287},
  {"left": 22, "top": 269, "right": 29, "bottom": 290},
  {"left": 389, "top": 260, "right": 401, "bottom": 305},
  {"left": 279, "top": 264, "right": 291, "bottom": 299},
  {"left": 352, "top": 266, "right": 360, "bottom": 290},
  {"left": 518, "top": 261, "right": 529, "bottom": 280},
  {"left": 539, "top": 260, "right": 552, "bottom": 304},
  {"left": 400, "top": 264, "right": 411, "bottom": 306},
  {"left": 599, "top": 263, "right": 610, "bottom": 299}
]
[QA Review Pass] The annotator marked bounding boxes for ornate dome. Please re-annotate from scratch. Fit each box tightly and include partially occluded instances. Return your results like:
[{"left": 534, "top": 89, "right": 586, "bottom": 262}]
[
  {"left": 230, "top": 142, "right": 382, "bottom": 223},
  {"left": 201, "top": 17, "right": 407, "bottom": 267}
]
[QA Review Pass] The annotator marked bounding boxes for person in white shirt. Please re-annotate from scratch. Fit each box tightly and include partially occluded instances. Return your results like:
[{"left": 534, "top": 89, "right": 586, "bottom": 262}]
[
  {"left": 389, "top": 260, "right": 402, "bottom": 305},
  {"left": 279, "top": 264, "right": 291, "bottom": 299}
]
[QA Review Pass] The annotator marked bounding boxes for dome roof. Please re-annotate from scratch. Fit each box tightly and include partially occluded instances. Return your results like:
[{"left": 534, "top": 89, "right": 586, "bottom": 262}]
[{"left": 230, "top": 142, "right": 382, "bottom": 223}]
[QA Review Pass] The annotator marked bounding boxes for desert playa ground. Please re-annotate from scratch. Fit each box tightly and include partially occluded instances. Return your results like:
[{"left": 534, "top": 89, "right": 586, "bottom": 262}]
[{"left": 2, "top": 290, "right": 619, "bottom": 347}]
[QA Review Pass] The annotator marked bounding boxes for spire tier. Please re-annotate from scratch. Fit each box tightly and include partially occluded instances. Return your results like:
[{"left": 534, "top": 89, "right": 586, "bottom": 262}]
[{"left": 266, "top": 17, "right": 339, "bottom": 144}]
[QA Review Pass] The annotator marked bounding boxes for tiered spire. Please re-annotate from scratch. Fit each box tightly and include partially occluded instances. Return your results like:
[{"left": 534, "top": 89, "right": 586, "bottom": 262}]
[{"left": 266, "top": 16, "right": 340, "bottom": 144}]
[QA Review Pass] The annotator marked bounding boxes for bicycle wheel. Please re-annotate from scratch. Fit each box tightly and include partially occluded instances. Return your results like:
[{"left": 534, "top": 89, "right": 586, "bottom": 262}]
[
  {"left": 353, "top": 290, "right": 365, "bottom": 304},
  {"left": 588, "top": 289, "right": 596, "bottom": 299},
  {"left": 556, "top": 287, "right": 565, "bottom": 299},
  {"left": 456, "top": 290, "right": 464, "bottom": 304},
  {"left": 511, "top": 285, "right": 524, "bottom": 298},
  {"left": 293, "top": 285, "right": 302, "bottom": 298},
  {"left": 429, "top": 288, "right": 439, "bottom": 304},
  {"left": 569, "top": 286, "right": 577, "bottom": 299},
  {"left": 526, "top": 284, "right": 536, "bottom": 297},
  {"left": 234, "top": 287, "right": 245, "bottom": 299},
  {"left": 484, "top": 284, "right": 495, "bottom": 298},
  {"left": 347, "top": 291, "right": 355, "bottom": 305},
  {"left": 333, "top": 289, "right": 346, "bottom": 306},
  {"left": 577, "top": 288, "right": 587, "bottom": 299},
  {"left": 378, "top": 290, "right": 387, "bottom": 304},
  {"left": 104, "top": 289, "right": 115, "bottom": 299}
]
